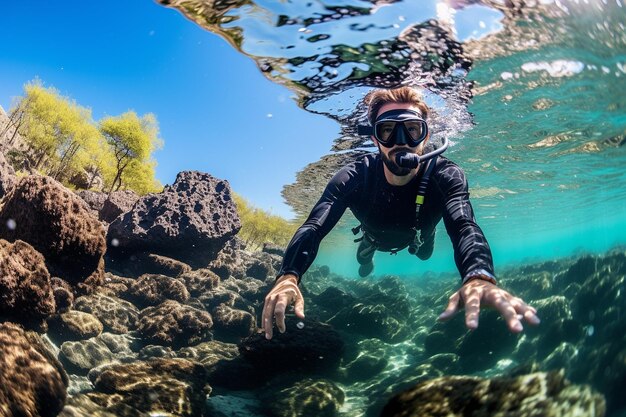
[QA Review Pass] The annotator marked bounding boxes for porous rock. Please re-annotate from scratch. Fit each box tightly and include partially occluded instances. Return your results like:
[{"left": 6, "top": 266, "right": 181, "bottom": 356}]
[
  {"left": 99, "top": 190, "right": 139, "bottom": 223},
  {"left": 124, "top": 273, "right": 190, "bottom": 308},
  {"left": 47, "top": 310, "right": 103, "bottom": 343},
  {"left": 137, "top": 299, "right": 213, "bottom": 348},
  {"left": 74, "top": 293, "right": 139, "bottom": 334},
  {"left": 211, "top": 304, "right": 256, "bottom": 339},
  {"left": 0, "top": 175, "right": 107, "bottom": 290},
  {"left": 76, "top": 190, "right": 108, "bottom": 215},
  {"left": 380, "top": 370, "right": 606, "bottom": 417},
  {"left": 0, "top": 238, "right": 55, "bottom": 330},
  {"left": 178, "top": 268, "right": 220, "bottom": 297},
  {"left": 0, "top": 322, "right": 68, "bottom": 417},
  {"left": 51, "top": 277, "right": 75, "bottom": 313},
  {"left": 107, "top": 171, "right": 240, "bottom": 268},
  {"left": 261, "top": 378, "right": 345, "bottom": 417},
  {"left": 59, "top": 337, "right": 118, "bottom": 375},
  {"left": 239, "top": 316, "right": 344, "bottom": 375},
  {"left": 90, "top": 358, "right": 209, "bottom": 417}
]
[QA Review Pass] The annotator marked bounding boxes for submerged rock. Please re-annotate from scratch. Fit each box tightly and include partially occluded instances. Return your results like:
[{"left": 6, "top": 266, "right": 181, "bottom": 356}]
[
  {"left": 47, "top": 310, "right": 104, "bottom": 343},
  {"left": 124, "top": 273, "right": 190, "bottom": 308},
  {"left": 211, "top": 304, "right": 256, "bottom": 340},
  {"left": 137, "top": 300, "right": 213, "bottom": 348},
  {"left": 74, "top": 293, "right": 139, "bottom": 334},
  {"left": 107, "top": 171, "right": 240, "bottom": 268},
  {"left": 380, "top": 370, "right": 605, "bottom": 417},
  {"left": 89, "top": 358, "right": 209, "bottom": 417},
  {"left": 178, "top": 268, "right": 221, "bottom": 297},
  {"left": 261, "top": 378, "right": 345, "bottom": 417},
  {"left": 0, "top": 323, "right": 68, "bottom": 417},
  {"left": 239, "top": 316, "right": 344, "bottom": 375},
  {"left": 59, "top": 337, "right": 118, "bottom": 375},
  {"left": 0, "top": 175, "right": 107, "bottom": 292},
  {"left": 0, "top": 238, "right": 55, "bottom": 330}
]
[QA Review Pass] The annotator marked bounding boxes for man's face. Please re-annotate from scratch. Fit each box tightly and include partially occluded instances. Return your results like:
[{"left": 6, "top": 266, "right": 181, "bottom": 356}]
[{"left": 372, "top": 103, "right": 429, "bottom": 176}]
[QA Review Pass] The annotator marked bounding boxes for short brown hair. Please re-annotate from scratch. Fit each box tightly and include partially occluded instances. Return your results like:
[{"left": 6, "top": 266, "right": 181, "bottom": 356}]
[{"left": 365, "top": 86, "right": 430, "bottom": 126}]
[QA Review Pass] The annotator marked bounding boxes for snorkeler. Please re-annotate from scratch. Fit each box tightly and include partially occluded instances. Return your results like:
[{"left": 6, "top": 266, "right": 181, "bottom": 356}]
[{"left": 262, "top": 86, "right": 540, "bottom": 339}]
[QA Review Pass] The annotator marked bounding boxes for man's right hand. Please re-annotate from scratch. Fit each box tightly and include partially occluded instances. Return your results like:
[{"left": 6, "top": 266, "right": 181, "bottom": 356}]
[{"left": 262, "top": 274, "right": 305, "bottom": 340}]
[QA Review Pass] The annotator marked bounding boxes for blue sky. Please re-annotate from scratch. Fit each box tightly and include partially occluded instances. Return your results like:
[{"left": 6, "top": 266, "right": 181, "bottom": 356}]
[{"left": 0, "top": 0, "right": 338, "bottom": 219}]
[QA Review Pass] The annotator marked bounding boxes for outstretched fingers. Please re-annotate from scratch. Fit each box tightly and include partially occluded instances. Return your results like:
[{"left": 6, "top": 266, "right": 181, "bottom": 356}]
[
  {"left": 463, "top": 288, "right": 482, "bottom": 330},
  {"left": 509, "top": 296, "right": 541, "bottom": 326},
  {"left": 262, "top": 293, "right": 279, "bottom": 339},
  {"left": 438, "top": 291, "right": 461, "bottom": 322}
]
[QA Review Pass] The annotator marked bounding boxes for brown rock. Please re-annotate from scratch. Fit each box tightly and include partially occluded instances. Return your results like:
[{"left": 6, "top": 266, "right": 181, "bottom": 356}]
[
  {"left": 51, "top": 277, "right": 74, "bottom": 313},
  {"left": 76, "top": 190, "right": 108, "bottom": 215},
  {"left": 74, "top": 293, "right": 139, "bottom": 334},
  {"left": 137, "top": 300, "right": 213, "bottom": 348},
  {"left": 0, "top": 175, "right": 107, "bottom": 290},
  {"left": 90, "top": 359, "right": 209, "bottom": 417},
  {"left": 0, "top": 239, "right": 55, "bottom": 330},
  {"left": 124, "top": 273, "right": 190, "bottom": 308},
  {"left": 107, "top": 171, "right": 240, "bottom": 268},
  {"left": 100, "top": 190, "right": 139, "bottom": 223},
  {"left": 47, "top": 310, "right": 104, "bottom": 343},
  {"left": 211, "top": 304, "right": 256, "bottom": 339},
  {"left": 0, "top": 322, "right": 68, "bottom": 417},
  {"left": 380, "top": 371, "right": 606, "bottom": 417},
  {"left": 178, "top": 268, "right": 220, "bottom": 297}
]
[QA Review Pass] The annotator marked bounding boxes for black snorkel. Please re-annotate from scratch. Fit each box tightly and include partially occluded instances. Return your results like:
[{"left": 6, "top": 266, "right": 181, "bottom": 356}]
[{"left": 395, "top": 137, "right": 449, "bottom": 168}]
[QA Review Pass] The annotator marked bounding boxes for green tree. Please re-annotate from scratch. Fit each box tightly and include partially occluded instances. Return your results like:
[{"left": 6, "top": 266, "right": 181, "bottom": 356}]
[
  {"left": 99, "top": 111, "right": 163, "bottom": 194},
  {"left": 233, "top": 193, "right": 297, "bottom": 250},
  {"left": 9, "top": 81, "right": 107, "bottom": 183}
]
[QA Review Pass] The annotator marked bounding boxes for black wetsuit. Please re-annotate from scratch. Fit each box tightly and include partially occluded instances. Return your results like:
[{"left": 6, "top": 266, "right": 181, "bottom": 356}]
[{"left": 278, "top": 153, "right": 495, "bottom": 283}]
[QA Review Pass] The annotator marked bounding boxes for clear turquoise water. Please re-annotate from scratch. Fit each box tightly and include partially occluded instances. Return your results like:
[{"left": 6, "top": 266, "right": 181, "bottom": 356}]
[{"left": 164, "top": 0, "right": 626, "bottom": 274}]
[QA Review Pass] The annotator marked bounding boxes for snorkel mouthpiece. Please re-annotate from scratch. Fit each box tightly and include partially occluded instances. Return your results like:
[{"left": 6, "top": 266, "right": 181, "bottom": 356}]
[
  {"left": 395, "top": 137, "right": 450, "bottom": 168},
  {"left": 396, "top": 152, "right": 420, "bottom": 168}
]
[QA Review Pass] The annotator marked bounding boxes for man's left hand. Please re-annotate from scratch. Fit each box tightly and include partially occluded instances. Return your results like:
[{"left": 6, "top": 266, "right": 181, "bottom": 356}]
[{"left": 437, "top": 279, "right": 540, "bottom": 333}]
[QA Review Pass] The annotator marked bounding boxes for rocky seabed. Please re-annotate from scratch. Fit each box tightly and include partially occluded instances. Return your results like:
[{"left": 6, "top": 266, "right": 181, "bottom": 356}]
[{"left": 0, "top": 157, "right": 622, "bottom": 417}]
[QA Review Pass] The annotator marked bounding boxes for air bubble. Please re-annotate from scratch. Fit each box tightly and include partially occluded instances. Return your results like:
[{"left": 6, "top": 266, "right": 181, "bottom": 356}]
[
  {"left": 111, "top": 238, "right": 120, "bottom": 247},
  {"left": 6, "top": 219, "right": 16, "bottom": 230}
]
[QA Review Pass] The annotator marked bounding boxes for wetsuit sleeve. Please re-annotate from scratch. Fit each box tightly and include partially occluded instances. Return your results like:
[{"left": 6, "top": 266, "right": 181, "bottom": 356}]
[
  {"left": 277, "top": 165, "right": 360, "bottom": 284},
  {"left": 435, "top": 163, "right": 496, "bottom": 281}
]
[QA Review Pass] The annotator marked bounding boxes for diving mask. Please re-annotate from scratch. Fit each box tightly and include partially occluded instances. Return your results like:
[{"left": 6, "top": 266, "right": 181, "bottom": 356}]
[{"left": 358, "top": 109, "right": 429, "bottom": 148}]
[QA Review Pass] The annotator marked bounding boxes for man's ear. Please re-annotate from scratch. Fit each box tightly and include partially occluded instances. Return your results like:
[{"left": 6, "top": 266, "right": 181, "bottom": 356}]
[{"left": 371, "top": 136, "right": 379, "bottom": 147}]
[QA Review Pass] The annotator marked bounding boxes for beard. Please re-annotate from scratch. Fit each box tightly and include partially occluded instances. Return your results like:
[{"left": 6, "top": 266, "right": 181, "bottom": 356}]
[{"left": 380, "top": 147, "right": 412, "bottom": 176}]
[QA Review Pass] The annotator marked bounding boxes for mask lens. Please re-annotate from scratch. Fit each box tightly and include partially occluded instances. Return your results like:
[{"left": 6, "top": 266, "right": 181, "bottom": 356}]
[
  {"left": 404, "top": 121, "right": 425, "bottom": 142},
  {"left": 375, "top": 122, "right": 397, "bottom": 144}
]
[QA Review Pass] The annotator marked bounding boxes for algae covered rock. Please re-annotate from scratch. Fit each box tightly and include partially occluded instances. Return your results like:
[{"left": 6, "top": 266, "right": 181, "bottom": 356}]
[
  {"left": 137, "top": 299, "right": 213, "bottom": 348},
  {"left": 211, "top": 303, "right": 256, "bottom": 339},
  {"left": 0, "top": 175, "right": 106, "bottom": 291},
  {"left": 0, "top": 322, "right": 68, "bottom": 417},
  {"left": 59, "top": 337, "right": 118, "bottom": 375},
  {"left": 380, "top": 370, "right": 606, "bottom": 417},
  {"left": 74, "top": 293, "right": 139, "bottom": 334},
  {"left": 0, "top": 238, "right": 55, "bottom": 330},
  {"left": 90, "top": 358, "right": 209, "bottom": 417},
  {"left": 261, "top": 378, "right": 345, "bottom": 417},
  {"left": 124, "top": 273, "right": 190, "bottom": 308},
  {"left": 47, "top": 310, "right": 104, "bottom": 342},
  {"left": 178, "top": 268, "right": 221, "bottom": 297}
]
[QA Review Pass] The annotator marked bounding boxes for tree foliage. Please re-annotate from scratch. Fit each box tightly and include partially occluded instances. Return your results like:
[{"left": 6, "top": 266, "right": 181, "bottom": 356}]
[
  {"left": 233, "top": 193, "right": 297, "bottom": 251},
  {"left": 5, "top": 80, "right": 163, "bottom": 195},
  {"left": 100, "top": 111, "right": 163, "bottom": 194}
]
